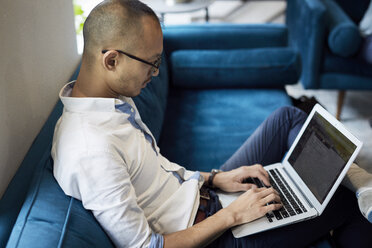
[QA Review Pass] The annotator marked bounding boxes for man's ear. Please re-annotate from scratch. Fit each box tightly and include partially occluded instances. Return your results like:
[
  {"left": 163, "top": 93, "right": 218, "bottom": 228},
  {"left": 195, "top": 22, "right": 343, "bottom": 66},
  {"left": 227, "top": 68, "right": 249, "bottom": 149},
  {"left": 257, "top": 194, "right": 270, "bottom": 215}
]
[{"left": 102, "top": 51, "right": 119, "bottom": 71}]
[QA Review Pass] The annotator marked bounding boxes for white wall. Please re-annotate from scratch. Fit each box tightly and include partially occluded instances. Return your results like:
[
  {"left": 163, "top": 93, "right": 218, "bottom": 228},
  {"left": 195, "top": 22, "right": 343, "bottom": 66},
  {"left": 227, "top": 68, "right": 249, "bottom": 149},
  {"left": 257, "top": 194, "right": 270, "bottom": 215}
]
[{"left": 0, "top": 0, "right": 80, "bottom": 198}]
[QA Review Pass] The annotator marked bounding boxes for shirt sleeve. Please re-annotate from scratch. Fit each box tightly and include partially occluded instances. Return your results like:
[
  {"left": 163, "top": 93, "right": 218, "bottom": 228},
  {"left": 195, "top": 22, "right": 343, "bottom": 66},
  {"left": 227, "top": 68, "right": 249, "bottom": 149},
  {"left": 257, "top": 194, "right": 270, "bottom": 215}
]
[
  {"left": 149, "top": 233, "right": 164, "bottom": 248},
  {"left": 158, "top": 154, "right": 203, "bottom": 183},
  {"left": 73, "top": 150, "right": 160, "bottom": 248}
]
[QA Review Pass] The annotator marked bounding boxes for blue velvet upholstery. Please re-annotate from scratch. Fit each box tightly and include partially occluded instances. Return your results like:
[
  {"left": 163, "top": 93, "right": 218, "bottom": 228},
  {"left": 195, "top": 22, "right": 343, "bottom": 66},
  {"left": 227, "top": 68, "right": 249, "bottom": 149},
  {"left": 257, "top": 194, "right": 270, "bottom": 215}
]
[
  {"left": 163, "top": 24, "right": 289, "bottom": 54},
  {"left": 170, "top": 48, "right": 301, "bottom": 89},
  {"left": 323, "top": 0, "right": 362, "bottom": 57},
  {"left": 7, "top": 155, "right": 113, "bottom": 248},
  {"left": 322, "top": 49, "right": 372, "bottom": 78},
  {"left": 159, "top": 89, "right": 291, "bottom": 172},
  {"left": 286, "top": 0, "right": 326, "bottom": 89},
  {"left": 1, "top": 24, "right": 334, "bottom": 248},
  {"left": 0, "top": 101, "right": 65, "bottom": 248},
  {"left": 133, "top": 54, "right": 169, "bottom": 142},
  {"left": 286, "top": 0, "right": 372, "bottom": 90}
]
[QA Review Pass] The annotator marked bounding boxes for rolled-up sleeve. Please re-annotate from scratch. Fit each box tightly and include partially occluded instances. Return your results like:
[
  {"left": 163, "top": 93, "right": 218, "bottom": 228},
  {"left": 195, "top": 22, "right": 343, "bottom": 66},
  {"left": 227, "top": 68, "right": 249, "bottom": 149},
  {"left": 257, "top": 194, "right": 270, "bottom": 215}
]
[
  {"left": 74, "top": 150, "right": 156, "bottom": 248},
  {"left": 149, "top": 233, "right": 164, "bottom": 248}
]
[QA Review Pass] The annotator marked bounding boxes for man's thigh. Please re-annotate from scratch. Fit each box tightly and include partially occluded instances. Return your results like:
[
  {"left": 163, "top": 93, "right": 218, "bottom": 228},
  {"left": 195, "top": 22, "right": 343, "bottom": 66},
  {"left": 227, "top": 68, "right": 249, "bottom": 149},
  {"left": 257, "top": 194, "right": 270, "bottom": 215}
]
[{"left": 220, "top": 106, "right": 307, "bottom": 171}]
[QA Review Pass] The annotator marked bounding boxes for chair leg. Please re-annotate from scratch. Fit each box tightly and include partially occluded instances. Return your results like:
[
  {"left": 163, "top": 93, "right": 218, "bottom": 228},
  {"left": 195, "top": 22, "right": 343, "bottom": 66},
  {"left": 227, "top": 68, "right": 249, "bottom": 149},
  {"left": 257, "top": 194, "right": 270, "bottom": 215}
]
[{"left": 336, "top": 91, "right": 346, "bottom": 120}]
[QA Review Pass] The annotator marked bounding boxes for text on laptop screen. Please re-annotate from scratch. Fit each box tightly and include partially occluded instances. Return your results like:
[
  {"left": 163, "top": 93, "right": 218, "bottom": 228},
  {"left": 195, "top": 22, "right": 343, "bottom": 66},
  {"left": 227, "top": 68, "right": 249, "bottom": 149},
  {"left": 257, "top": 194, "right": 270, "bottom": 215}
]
[{"left": 288, "top": 112, "right": 357, "bottom": 203}]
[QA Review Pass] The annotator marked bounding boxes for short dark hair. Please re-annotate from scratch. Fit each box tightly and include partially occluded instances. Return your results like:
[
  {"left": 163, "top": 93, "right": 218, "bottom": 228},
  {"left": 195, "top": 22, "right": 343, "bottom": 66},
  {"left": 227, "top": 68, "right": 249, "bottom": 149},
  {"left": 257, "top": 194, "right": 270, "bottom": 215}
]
[{"left": 82, "top": 0, "right": 159, "bottom": 65}]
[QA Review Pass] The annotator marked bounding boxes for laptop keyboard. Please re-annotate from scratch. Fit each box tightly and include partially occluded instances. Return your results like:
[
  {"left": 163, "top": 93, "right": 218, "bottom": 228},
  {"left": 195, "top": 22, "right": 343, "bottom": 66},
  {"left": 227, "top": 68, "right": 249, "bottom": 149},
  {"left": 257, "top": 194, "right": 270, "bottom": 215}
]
[{"left": 246, "top": 168, "right": 308, "bottom": 222}]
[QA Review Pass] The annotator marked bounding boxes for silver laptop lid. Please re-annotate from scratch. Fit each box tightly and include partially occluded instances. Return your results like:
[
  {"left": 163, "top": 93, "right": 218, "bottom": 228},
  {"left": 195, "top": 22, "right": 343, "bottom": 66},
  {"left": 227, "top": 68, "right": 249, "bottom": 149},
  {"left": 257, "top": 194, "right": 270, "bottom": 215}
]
[{"left": 283, "top": 104, "right": 363, "bottom": 214}]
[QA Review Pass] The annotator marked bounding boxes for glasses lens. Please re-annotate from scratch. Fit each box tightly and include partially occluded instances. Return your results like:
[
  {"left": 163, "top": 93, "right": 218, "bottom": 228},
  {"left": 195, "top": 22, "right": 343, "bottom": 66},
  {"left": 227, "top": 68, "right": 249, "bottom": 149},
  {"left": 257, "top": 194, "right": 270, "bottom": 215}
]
[
  {"left": 154, "top": 57, "right": 162, "bottom": 68},
  {"left": 151, "top": 67, "right": 158, "bottom": 75},
  {"left": 150, "top": 57, "right": 161, "bottom": 75}
]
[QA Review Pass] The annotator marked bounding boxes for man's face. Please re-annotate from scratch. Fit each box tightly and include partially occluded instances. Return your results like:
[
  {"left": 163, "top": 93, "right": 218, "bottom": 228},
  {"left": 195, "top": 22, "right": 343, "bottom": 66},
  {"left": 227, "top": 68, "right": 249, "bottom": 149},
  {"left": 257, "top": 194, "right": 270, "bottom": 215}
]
[{"left": 109, "top": 17, "right": 163, "bottom": 98}]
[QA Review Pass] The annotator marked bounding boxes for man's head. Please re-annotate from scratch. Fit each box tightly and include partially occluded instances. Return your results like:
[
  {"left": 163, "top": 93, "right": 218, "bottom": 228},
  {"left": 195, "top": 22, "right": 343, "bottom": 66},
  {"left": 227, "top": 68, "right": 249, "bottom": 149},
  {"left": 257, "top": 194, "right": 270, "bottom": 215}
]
[{"left": 78, "top": 0, "right": 163, "bottom": 98}]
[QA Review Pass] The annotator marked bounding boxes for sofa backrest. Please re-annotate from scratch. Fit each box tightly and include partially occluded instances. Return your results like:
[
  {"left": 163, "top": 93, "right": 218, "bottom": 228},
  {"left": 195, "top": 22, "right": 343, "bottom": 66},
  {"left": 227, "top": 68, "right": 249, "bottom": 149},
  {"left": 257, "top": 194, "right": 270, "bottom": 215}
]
[
  {"left": 6, "top": 154, "right": 114, "bottom": 248},
  {"left": 163, "top": 24, "right": 289, "bottom": 54},
  {"left": 170, "top": 48, "right": 301, "bottom": 89},
  {"left": 0, "top": 101, "right": 65, "bottom": 248},
  {"left": 0, "top": 57, "right": 169, "bottom": 247},
  {"left": 163, "top": 24, "right": 301, "bottom": 90}
]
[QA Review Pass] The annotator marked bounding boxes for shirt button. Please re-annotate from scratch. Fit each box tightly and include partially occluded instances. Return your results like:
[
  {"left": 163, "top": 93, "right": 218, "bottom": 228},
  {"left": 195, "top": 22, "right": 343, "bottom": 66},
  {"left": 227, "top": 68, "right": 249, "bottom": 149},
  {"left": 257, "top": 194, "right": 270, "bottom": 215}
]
[{"left": 131, "top": 108, "right": 134, "bottom": 113}]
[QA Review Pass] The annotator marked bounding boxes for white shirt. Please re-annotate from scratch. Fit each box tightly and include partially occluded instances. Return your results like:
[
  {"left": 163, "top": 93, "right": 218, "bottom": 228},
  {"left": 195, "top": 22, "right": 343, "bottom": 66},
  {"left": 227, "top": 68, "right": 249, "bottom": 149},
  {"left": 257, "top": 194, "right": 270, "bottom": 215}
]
[
  {"left": 51, "top": 81, "right": 203, "bottom": 248},
  {"left": 360, "top": 0, "right": 372, "bottom": 36}
]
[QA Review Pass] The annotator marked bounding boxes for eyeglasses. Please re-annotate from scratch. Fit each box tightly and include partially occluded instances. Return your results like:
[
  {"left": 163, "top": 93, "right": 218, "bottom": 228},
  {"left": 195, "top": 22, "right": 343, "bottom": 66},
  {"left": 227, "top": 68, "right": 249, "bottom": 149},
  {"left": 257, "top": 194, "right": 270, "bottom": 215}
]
[{"left": 102, "top": 49, "right": 161, "bottom": 74}]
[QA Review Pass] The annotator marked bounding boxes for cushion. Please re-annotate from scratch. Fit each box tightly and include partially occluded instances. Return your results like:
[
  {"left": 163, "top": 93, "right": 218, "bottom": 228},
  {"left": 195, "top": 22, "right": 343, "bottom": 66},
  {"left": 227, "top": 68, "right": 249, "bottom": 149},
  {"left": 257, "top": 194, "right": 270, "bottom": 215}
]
[
  {"left": 6, "top": 155, "right": 114, "bottom": 248},
  {"left": 158, "top": 88, "right": 292, "bottom": 172},
  {"left": 170, "top": 48, "right": 301, "bottom": 89},
  {"left": 133, "top": 54, "right": 169, "bottom": 142},
  {"left": 322, "top": 48, "right": 372, "bottom": 78},
  {"left": 323, "top": 0, "right": 362, "bottom": 57},
  {"left": 0, "top": 101, "right": 65, "bottom": 247},
  {"left": 320, "top": 73, "right": 372, "bottom": 90},
  {"left": 163, "top": 24, "right": 289, "bottom": 55}
]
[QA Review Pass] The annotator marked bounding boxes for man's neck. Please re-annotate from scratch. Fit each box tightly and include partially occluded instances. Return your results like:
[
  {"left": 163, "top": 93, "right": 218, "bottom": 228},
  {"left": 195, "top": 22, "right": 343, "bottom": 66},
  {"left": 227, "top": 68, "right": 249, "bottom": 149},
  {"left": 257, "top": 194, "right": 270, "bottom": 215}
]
[
  {"left": 71, "top": 65, "right": 118, "bottom": 99},
  {"left": 71, "top": 80, "right": 87, "bottom": 97}
]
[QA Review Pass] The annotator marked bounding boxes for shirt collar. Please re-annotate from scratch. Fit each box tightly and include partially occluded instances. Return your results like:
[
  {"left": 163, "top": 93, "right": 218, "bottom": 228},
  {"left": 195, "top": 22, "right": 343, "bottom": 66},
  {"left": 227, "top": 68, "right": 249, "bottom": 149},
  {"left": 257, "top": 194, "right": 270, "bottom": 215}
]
[{"left": 60, "top": 81, "right": 131, "bottom": 113}]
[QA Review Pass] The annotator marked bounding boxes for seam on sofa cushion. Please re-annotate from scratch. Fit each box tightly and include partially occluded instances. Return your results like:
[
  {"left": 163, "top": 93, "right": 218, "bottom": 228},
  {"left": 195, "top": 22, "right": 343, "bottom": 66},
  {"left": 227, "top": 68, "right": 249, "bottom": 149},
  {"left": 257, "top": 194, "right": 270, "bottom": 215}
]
[
  {"left": 174, "top": 63, "right": 293, "bottom": 69},
  {"left": 170, "top": 49, "right": 298, "bottom": 70},
  {"left": 57, "top": 197, "right": 73, "bottom": 248},
  {"left": 12, "top": 147, "right": 52, "bottom": 247}
]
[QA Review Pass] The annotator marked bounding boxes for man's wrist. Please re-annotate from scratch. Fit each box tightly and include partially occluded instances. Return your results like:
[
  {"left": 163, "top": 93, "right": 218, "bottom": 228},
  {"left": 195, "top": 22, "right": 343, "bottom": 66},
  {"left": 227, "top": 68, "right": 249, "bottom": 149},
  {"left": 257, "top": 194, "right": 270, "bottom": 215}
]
[
  {"left": 214, "top": 208, "right": 236, "bottom": 228},
  {"left": 208, "top": 169, "right": 222, "bottom": 188}
]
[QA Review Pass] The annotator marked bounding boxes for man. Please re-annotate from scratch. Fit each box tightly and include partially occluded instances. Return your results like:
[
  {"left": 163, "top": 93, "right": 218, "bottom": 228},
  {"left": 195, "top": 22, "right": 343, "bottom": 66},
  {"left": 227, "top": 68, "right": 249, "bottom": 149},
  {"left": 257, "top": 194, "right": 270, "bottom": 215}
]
[
  {"left": 52, "top": 0, "right": 372, "bottom": 247},
  {"left": 359, "top": 0, "right": 372, "bottom": 64}
]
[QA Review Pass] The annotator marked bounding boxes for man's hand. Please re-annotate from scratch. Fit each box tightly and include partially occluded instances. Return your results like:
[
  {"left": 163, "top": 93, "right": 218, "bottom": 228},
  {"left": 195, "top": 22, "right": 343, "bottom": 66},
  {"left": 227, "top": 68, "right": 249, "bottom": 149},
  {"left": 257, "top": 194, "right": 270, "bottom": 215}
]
[
  {"left": 213, "top": 164, "right": 270, "bottom": 193},
  {"left": 225, "top": 187, "right": 282, "bottom": 225},
  {"left": 163, "top": 186, "right": 282, "bottom": 248}
]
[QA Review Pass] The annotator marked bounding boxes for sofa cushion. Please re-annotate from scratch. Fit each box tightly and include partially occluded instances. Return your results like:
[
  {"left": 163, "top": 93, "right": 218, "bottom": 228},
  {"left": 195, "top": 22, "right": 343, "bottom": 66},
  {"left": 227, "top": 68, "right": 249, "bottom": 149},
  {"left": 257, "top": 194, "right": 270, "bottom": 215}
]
[
  {"left": 133, "top": 54, "right": 169, "bottom": 142},
  {"left": 158, "top": 88, "right": 292, "bottom": 172},
  {"left": 6, "top": 155, "right": 114, "bottom": 248},
  {"left": 319, "top": 73, "right": 372, "bottom": 90},
  {"left": 323, "top": 0, "right": 362, "bottom": 57},
  {"left": 163, "top": 24, "right": 289, "bottom": 55},
  {"left": 322, "top": 49, "right": 372, "bottom": 78},
  {"left": 0, "top": 100, "right": 66, "bottom": 247},
  {"left": 170, "top": 48, "right": 301, "bottom": 89}
]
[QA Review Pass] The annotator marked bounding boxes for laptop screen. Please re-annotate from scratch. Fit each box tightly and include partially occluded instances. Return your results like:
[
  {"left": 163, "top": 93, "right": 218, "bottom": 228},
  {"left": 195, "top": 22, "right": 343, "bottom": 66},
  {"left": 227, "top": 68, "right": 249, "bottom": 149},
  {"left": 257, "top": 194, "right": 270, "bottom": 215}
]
[{"left": 288, "top": 112, "right": 357, "bottom": 204}]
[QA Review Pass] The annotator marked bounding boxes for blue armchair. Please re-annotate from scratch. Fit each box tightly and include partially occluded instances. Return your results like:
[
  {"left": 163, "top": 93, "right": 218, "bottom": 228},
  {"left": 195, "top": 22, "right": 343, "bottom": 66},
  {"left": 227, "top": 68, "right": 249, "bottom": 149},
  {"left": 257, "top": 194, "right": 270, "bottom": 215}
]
[{"left": 286, "top": 0, "right": 372, "bottom": 119}]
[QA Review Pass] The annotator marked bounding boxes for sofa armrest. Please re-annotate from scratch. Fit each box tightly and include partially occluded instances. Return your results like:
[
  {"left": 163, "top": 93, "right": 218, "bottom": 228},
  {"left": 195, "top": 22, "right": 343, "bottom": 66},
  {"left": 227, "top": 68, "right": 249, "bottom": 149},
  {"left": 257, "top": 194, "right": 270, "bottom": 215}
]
[
  {"left": 323, "top": 0, "right": 362, "bottom": 57},
  {"left": 286, "top": 0, "right": 326, "bottom": 89},
  {"left": 163, "top": 24, "right": 288, "bottom": 55}
]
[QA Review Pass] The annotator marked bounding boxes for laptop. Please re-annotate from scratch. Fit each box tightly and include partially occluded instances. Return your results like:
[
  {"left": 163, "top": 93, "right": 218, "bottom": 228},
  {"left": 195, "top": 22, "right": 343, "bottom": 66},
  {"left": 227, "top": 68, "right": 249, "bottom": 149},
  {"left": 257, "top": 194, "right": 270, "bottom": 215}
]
[{"left": 217, "top": 104, "right": 363, "bottom": 238}]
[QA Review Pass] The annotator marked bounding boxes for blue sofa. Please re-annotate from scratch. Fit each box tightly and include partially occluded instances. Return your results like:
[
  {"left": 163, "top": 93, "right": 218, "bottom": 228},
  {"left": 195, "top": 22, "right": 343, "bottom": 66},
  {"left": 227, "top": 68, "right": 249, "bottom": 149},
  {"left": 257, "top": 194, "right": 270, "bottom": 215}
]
[
  {"left": 0, "top": 24, "right": 330, "bottom": 247},
  {"left": 286, "top": 0, "right": 372, "bottom": 119}
]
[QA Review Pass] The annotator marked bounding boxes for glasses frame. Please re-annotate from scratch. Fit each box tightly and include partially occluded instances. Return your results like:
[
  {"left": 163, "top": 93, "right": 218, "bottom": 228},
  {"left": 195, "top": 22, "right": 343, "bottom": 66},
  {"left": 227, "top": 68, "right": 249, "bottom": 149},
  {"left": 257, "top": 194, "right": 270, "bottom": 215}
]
[{"left": 101, "top": 49, "right": 161, "bottom": 74}]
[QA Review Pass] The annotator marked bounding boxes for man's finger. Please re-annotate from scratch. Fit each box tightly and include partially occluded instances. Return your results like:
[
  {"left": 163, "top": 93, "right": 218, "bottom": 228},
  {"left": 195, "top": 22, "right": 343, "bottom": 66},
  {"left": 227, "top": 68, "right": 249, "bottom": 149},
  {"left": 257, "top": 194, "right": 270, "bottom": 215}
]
[
  {"left": 256, "top": 187, "right": 278, "bottom": 199},
  {"left": 255, "top": 164, "right": 269, "bottom": 178},
  {"left": 251, "top": 170, "right": 270, "bottom": 187},
  {"left": 263, "top": 203, "right": 283, "bottom": 213},
  {"left": 238, "top": 183, "right": 257, "bottom": 191},
  {"left": 257, "top": 173, "right": 271, "bottom": 187},
  {"left": 259, "top": 191, "right": 281, "bottom": 205}
]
